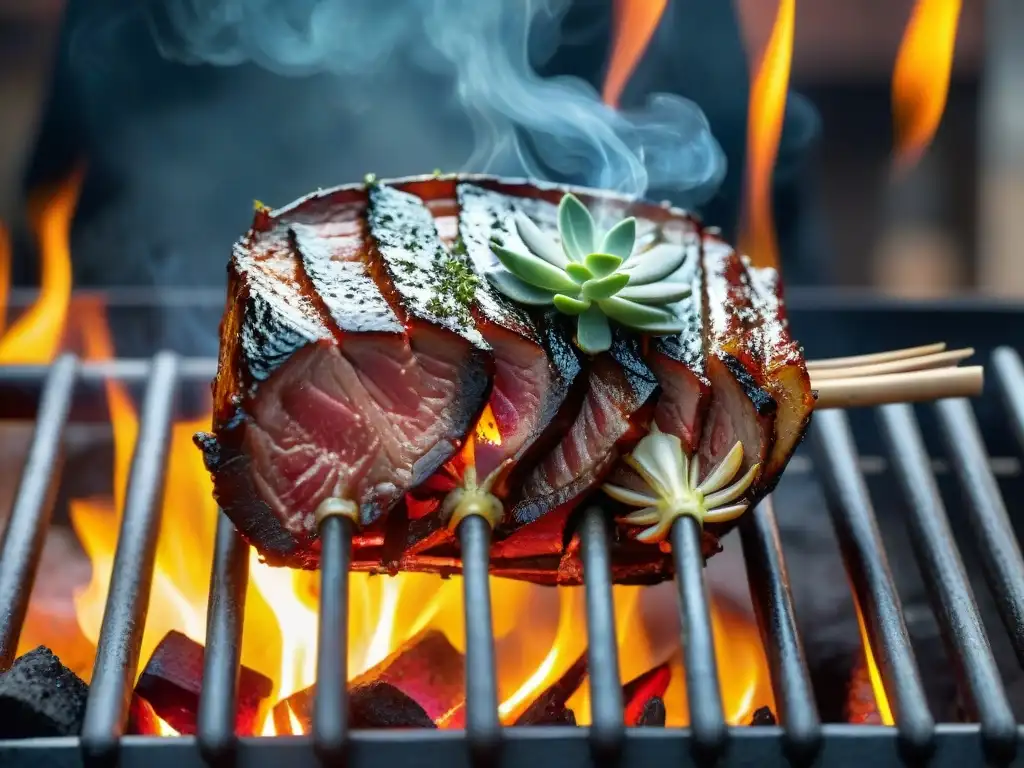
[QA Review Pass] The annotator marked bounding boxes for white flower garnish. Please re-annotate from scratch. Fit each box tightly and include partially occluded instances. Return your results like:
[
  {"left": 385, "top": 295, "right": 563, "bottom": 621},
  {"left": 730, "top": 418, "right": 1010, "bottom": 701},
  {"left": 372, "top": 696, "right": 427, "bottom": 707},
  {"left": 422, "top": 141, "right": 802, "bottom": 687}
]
[
  {"left": 602, "top": 427, "right": 761, "bottom": 543},
  {"left": 442, "top": 460, "right": 511, "bottom": 531}
]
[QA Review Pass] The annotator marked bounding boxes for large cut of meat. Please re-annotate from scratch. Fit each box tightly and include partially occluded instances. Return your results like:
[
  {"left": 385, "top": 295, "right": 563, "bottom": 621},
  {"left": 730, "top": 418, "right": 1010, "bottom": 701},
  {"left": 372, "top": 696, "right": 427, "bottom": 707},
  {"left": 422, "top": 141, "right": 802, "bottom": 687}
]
[{"left": 198, "top": 174, "right": 813, "bottom": 582}]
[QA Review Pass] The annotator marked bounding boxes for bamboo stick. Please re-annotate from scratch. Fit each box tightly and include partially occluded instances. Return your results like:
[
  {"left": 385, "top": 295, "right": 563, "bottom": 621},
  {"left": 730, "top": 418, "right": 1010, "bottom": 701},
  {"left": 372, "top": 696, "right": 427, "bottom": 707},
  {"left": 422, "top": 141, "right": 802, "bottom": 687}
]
[
  {"left": 812, "top": 366, "right": 984, "bottom": 410},
  {"left": 812, "top": 348, "right": 974, "bottom": 381},
  {"left": 807, "top": 342, "right": 947, "bottom": 371}
]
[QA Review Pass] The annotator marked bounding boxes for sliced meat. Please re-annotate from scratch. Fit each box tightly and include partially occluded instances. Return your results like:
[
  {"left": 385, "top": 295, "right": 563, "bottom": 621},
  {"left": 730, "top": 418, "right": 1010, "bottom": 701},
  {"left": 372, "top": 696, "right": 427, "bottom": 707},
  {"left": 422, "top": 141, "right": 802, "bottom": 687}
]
[
  {"left": 748, "top": 265, "right": 815, "bottom": 489},
  {"left": 196, "top": 183, "right": 492, "bottom": 568},
  {"left": 454, "top": 182, "right": 585, "bottom": 486},
  {"left": 505, "top": 331, "right": 659, "bottom": 532},
  {"left": 697, "top": 232, "right": 776, "bottom": 484},
  {"left": 645, "top": 215, "right": 709, "bottom": 455}
]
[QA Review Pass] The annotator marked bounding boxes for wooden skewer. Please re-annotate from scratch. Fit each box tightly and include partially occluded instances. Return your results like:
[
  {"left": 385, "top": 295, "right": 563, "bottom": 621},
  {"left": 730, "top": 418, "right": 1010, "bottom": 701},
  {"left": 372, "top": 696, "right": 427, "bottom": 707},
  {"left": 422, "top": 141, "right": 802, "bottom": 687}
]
[
  {"left": 812, "top": 348, "right": 974, "bottom": 381},
  {"left": 812, "top": 366, "right": 984, "bottom": 410},
  {"left": 807, "top": 342, "right": 947, "bottom": 371}
]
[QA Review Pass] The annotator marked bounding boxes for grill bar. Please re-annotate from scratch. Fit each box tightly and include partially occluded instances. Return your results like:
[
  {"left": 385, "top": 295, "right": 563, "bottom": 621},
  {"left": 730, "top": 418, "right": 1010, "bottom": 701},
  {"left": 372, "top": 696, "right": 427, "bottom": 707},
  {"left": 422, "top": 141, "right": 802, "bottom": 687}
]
[
  {"left": 459, "top": 515, "right": 502, "bottom": 762},
  {"left": 876, "top": 404, "right": 1017, "bottom": 757},
  {"left": 739, "top": 497, "right": 821, "bottom": 759},
  {"left": 580, "top": 507, "right": 625, "bottom": 759},
  {"left": 197, "top": 513, "right": 250, "bottom": 760},
  {"left": 808, "top": 410, "right": 935, "bottom": 756},
  {"left": 992, "top": 346, "right": 1024, "bottom": 458},
  {"left": 934, "top": 397, "right": 1024, "bottom": 667},
  {"left": 671, "top": 516, "right": 727, "bottom": 758},
  {"left": 0, "top": 354, "right": 77, "bottom": 670},
  {"left": 80, "top": 351, "right": 180, "bottom": 761},
  {"left": 313, "top": 514, "right": 354, "bottom": 760},
  {"left": 0, "top": 323, "right": 1021, "bottom": 765}
]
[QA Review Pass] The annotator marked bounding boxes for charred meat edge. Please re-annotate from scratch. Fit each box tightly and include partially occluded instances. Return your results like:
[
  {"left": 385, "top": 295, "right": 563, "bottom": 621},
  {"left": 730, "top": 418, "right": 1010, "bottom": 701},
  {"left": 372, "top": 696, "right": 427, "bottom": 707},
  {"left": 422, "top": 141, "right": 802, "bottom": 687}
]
[{"left": 198, "top": 182, "right": 492, "bottom": 568}]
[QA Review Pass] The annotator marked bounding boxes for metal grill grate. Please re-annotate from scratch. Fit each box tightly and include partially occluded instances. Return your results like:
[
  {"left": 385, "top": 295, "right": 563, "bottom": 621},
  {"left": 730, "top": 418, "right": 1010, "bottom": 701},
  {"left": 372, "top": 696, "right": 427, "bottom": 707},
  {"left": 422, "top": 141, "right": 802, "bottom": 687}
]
[{"left": 1, "top": 335, "right": 1024, "bottom": 767}]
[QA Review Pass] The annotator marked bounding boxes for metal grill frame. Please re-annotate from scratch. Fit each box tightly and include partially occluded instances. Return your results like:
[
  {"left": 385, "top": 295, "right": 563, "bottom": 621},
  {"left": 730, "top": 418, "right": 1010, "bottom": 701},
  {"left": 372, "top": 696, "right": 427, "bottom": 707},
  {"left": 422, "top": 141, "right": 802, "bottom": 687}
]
[{"left": 1, "top": 296, "right": 1024, "bottom": 767}]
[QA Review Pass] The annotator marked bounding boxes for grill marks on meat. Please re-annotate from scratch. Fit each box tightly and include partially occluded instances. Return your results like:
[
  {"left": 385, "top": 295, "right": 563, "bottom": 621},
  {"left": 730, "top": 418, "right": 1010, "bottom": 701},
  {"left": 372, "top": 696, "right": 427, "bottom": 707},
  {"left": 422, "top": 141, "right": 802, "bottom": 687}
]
[
  {"left": 646, "top": 217, "right": 710, "bottom": 455},
  {"left": 698, "top": 233, "right": 777, "bottom": 484},
  {"left": 748, "top": 266, "right": 815, "bottom": 489},
  {"left": 508, "top": 333, "right": 659, "bottom": 530},
  {"left": 454, "top": 183, "right": 585, "bottom": 486},
  {"left": 199, "top": 184, "right": 491, "bottom": 567},
  {"left": 202, "top": 174, "right": 810, "bottom": 582}
]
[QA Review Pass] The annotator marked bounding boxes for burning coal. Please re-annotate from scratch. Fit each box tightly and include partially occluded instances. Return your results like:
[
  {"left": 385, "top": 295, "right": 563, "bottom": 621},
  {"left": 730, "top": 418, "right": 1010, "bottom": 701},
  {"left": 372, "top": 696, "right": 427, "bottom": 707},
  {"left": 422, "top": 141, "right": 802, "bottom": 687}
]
[{"left": 146, "top": 0, "right": 725, "bottom": 203}]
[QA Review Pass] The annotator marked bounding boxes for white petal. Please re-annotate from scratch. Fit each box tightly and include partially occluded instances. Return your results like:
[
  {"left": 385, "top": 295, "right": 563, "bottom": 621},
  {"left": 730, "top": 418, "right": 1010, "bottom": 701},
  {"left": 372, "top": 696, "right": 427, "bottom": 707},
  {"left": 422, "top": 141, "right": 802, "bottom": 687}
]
[
  {"left": 696, "top": 441, "right": 744, "bottom": 494},
  {"left": 703, "top": 463, "right": 761, "bottom": 508},
  {"left": 703, "top": 504, "right": 748, "bottom": 524},
  {"left": 619, "top": 507, "right": 662, "bottom": 526},
  {"left": 628, "top": 431, "right": 684, "bottom": 498},
  {"left": 602, "top": 483, "right": 659, "bottom": 508}
]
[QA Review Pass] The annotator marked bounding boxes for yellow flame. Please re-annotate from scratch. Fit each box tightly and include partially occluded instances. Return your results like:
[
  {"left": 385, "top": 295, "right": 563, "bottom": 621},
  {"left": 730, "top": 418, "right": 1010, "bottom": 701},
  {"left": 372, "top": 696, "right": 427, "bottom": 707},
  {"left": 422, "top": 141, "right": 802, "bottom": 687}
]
[
  {"left": 854, "top": 596, "right": 894, "bottom": 725},
  {"left": 602, "top": 0, "right": 669, "bottom": 108},
  {"left": 891, "top": 0, "right": 962, "bottom": 173},
  {"left": 740, "top": 0, "right": 795, "bottom": 269}
]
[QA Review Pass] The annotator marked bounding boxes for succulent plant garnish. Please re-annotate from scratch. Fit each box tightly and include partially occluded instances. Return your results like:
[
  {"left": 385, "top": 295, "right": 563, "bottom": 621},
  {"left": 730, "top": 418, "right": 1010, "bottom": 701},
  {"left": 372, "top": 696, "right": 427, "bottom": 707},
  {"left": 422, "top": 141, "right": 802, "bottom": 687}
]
[
  {"left": 602, "top": 427, "right": 761, "bottom": 545},
  {"left": 486, "top": 193, "right": 692, "bottom": 354}
]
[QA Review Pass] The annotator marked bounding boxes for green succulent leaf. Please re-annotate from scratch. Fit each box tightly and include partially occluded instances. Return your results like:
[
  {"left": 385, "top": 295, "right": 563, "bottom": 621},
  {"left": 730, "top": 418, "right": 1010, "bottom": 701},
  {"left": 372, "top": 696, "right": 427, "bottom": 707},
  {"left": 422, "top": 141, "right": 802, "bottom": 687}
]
[
  {"left": 581, "top": 272, "right": 630, "bottom": 300},
  {"left": 600, "top": 217, "right": 636, "bottom": 261},
  {"left": 558, "top": 193, "right": 595, "bottom": 261},
  {"left": 565, "top": 262, "right": 593, "bottom": 283},
  {"left": 514, "top": 212, "right": 567, "bottom": 268},
  {"left": 553, "top": 293, "right": 591, "bottom": 315},
  {"left": 576, "top": 305, "right": 612, "bottom": 353},
  {"left": 619, "top": 243, "right": 687, "bottom": 285},
  {"left": 485, "top": 269, "right": 558, "bottom": 305},
  {"left": 584, "top": 252, "right": 623, "bottom": 278},
  {"left": 597, "top": 296, "right": 684, "bottom": 330},
  {"left": 618, "top": 281, "right": 692, "bottom": 305},
  {"left": 491, "top": 243, "right": 580, "bottom": 293}
]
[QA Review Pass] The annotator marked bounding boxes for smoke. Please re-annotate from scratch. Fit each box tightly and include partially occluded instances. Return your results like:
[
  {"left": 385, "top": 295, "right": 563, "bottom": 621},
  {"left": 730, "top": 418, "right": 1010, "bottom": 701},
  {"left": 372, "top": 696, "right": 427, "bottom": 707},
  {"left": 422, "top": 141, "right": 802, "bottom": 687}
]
[{"left": 147, "top": 0, "right": 726, "bottom": 203}]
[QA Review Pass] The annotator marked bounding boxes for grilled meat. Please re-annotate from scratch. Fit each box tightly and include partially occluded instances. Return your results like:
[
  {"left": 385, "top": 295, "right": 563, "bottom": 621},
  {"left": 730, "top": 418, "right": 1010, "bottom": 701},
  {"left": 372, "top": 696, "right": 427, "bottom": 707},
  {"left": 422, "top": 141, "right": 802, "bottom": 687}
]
[
  {"left": 697, "top": 232, "right": 777, "bottom": 485},
  {"left": 748, "top": 265, "right": 815, "bottom": 489},
  {"left": 199, "top": 174, "right": 810, "bottom": 582},
  {"left": 197, "top": 182, "right": 491, "bottom": 568}
]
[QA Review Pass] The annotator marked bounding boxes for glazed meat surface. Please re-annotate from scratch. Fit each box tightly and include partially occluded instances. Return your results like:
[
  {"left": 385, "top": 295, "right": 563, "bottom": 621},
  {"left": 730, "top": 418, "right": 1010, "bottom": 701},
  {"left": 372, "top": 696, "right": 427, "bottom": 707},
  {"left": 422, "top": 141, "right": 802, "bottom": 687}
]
[{"left": 198, "top": 174, "right": 811, "bottom": 581}]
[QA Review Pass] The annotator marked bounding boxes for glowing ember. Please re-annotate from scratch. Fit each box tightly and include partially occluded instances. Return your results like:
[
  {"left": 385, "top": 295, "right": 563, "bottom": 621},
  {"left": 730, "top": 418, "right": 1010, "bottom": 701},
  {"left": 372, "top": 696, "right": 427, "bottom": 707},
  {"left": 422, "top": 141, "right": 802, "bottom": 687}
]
[
  {"left": 853, "top": 597, "right": 894, "bottom": 725},
  {"left": 891, "top": 0, "right": 962, "bottom": 173},
  {"left": 601, "top": 0, "right": 669, "bottom": 109},
  {"left": 739, "top": 0, "right": 795, "bottom": 269}
]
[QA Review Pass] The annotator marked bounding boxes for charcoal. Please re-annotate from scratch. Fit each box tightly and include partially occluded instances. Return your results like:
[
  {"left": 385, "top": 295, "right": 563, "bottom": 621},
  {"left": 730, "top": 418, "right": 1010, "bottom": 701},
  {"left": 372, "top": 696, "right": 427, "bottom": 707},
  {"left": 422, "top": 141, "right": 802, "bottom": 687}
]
[
  {"left": 274, "top": 629, "right": 464, "bottom": 732},
  {"left": 350, "top": 681, "right": 436, "bottom": 729},
  {"left": 133, "top": 630, "right": 273, "bottom": 736},
  {"left": 514, "top": 653, "right": 587, "bottom": 726},
  {"left": 749, "top": 706, "right": 777, "bottom": 726},
  {"left": 635, "top": 697, "right": 666, "bottom": 727},
  {"left": 622, "top": 663, "right": 671, "bottom": 726},
  {"left": 127, "top": 695, "right": 164, "bottom": 736},
  {"left": 0, "top": 646, "right": 88, "bottom": 738}
]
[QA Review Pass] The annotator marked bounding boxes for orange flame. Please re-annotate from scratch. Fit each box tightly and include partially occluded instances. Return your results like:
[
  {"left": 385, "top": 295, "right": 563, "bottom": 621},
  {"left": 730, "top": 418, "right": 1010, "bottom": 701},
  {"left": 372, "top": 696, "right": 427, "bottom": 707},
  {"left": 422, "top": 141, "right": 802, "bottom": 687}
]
[
  {"left": 602, "top": 0, "right": 669, "bottom": 108},
  {"left": 4, "top": 173, "right": 773, "bottom": 735},
  {"left": 0, "top": 171, "right": 81, "bottom": 363},
  {"left": 0, "top": 222, "right": 9, "bottom": 337},
  {"left": 740, "top": 0, "right": 795, "bottom": 269},
  {"left": 853, "top": 597, "right": 894, "bottom": 725},
  {"left": 891, "top": 0, "right": 962, "bottom": 173}
]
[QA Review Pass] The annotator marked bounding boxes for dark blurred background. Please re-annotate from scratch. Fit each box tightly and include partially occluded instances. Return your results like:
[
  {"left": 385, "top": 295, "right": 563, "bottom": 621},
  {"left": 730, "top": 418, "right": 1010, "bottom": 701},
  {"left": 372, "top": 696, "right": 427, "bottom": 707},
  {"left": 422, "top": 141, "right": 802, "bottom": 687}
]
[{"left": 0, "top": 0, "right": 1009, "bottom": 310}]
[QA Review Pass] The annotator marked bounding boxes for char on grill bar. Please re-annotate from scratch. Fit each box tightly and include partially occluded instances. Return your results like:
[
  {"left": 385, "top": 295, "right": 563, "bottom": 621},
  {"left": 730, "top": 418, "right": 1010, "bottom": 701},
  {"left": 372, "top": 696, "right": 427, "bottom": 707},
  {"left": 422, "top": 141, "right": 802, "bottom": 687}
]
[{"left": 196, "top": 173, "right": 814, "bottom": 583}]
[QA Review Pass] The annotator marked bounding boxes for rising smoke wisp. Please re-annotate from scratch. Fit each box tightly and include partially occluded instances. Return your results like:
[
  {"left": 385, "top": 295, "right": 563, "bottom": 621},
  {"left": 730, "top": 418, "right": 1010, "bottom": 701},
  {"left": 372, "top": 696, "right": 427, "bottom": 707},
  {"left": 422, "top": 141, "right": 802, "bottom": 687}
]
[{"left": 148, "top": 0, "right": 726, "bottom": 203}]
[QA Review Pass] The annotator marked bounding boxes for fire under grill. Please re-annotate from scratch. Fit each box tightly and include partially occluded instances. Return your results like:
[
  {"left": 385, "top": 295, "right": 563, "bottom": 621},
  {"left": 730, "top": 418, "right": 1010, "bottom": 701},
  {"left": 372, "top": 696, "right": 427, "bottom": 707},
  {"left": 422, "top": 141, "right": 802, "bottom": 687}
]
[{"left": 1, "top": 299, "right": 1024, "bottom": 767}]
